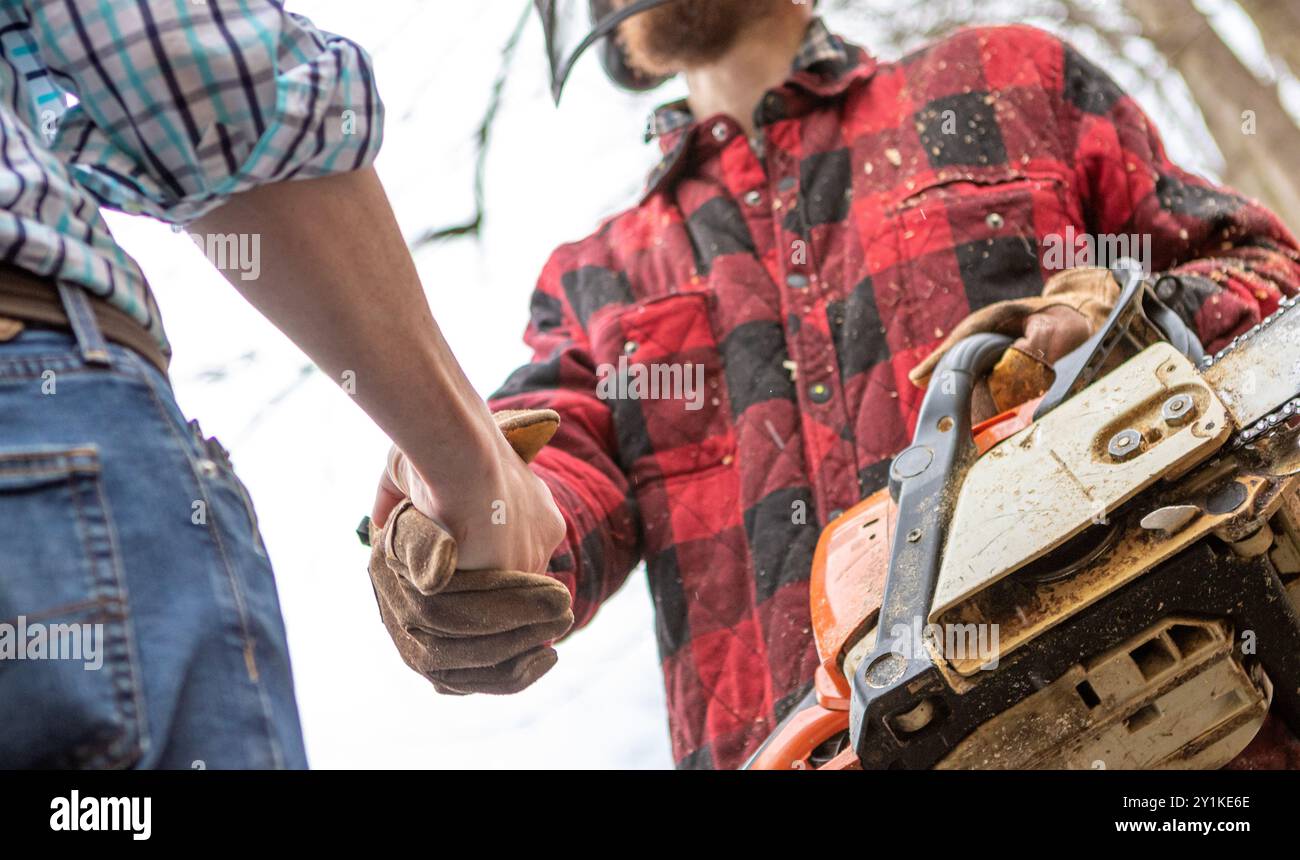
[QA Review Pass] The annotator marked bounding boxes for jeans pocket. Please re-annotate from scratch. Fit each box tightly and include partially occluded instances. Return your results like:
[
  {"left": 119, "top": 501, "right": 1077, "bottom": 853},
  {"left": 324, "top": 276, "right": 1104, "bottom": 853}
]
[{"left": 0, "top": 447, "right": 145, "bottom": 768}]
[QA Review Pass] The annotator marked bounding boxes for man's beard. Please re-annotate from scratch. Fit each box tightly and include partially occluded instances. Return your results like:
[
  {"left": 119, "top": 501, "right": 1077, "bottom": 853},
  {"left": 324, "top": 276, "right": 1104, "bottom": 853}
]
[{"left": 616, "top": 0, "right": 786, "bottom": 75}]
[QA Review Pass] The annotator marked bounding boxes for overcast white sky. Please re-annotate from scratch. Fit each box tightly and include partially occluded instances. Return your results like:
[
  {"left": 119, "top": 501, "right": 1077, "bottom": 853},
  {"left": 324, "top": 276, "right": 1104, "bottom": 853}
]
[{"left": 97, "top": 0, "right": 1268, "bottom": 768}]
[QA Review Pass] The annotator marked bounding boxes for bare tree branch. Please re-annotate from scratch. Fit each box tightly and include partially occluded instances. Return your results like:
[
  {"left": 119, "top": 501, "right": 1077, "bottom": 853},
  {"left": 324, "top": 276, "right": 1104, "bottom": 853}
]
[{"left": 411, "top": 1, "right": 533, "bottom": 248}]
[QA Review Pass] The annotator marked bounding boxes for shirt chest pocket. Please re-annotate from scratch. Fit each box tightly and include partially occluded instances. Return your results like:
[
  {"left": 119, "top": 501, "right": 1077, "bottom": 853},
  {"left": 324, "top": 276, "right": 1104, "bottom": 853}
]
[
  {"left": 875, "top": 173, "right": 1080, "bottom": 349},
  {"left": 586, "top": 292, "right": 735, "bottom": 485}
]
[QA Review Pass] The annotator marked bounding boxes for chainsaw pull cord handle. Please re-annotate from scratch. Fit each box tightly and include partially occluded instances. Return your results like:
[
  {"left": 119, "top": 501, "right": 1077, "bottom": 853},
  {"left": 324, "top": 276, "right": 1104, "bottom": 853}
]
[
  {"left": 851, "top": 332, "right": 1012, "bottom": 765},
  {"left": 1034, "top": 258, "right": 1205, "bottom": 421}
]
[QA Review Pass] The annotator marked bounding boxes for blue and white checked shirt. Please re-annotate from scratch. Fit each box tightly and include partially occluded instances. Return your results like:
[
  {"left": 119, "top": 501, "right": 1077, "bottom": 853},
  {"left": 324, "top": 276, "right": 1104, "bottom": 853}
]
[{"left": 0, "top": 1, "right": 384, "bottom": 352}]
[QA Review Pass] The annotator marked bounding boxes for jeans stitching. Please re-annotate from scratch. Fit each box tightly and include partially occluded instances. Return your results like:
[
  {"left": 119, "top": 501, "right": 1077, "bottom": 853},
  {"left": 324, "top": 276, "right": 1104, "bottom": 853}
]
[
  {"left": 126, "top": 349, "right": 287, "bottom": 769},
  {"left": 41, "top": 454, "right": 146, "bottom": 769},
  {"left": 207, "top": 440, "right": 269, "bottom": 559},
  {"left": 0, "top": 332, "right": 145, "bottom": 380},
  {"left": 80, "top": 469, "right": 149, "bottom": 769}
]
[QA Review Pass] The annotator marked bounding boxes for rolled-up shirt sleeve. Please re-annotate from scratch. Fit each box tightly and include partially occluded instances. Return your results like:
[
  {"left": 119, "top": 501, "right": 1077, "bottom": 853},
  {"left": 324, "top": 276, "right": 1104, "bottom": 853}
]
[{"left": 27, "top": 0, "right": 383, "bottom": 222}]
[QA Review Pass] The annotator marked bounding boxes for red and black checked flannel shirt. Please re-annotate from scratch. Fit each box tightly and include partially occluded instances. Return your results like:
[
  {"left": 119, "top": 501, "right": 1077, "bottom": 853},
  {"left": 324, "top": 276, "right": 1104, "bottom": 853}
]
[{"left": 489, "top": 20, "right": 1300, "bottom": 770}]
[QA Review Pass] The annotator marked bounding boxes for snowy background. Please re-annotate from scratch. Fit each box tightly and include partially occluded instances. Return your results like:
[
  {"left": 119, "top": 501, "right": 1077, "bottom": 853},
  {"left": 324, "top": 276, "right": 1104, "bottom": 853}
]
[{"left": 99, "top": 0, "right": 1260, "bottom": 768}]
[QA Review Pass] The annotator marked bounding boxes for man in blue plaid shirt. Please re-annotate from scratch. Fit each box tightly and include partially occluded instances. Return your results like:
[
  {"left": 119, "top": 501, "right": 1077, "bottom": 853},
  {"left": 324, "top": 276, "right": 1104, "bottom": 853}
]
[{"left": 0, "top": 2, "right": 564, "bottom": 768}]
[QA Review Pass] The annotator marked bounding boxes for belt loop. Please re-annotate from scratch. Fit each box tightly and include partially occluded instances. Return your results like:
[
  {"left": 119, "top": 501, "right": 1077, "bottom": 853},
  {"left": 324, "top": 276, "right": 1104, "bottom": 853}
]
[{"left": 56, "top": 281, "right": 113, "bottom": 368}]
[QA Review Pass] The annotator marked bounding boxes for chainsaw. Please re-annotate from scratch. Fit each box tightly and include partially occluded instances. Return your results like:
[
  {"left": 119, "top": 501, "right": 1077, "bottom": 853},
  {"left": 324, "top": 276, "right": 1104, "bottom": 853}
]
[{"left": 748, "top": 260, "right": 1300, "bottom": 770}]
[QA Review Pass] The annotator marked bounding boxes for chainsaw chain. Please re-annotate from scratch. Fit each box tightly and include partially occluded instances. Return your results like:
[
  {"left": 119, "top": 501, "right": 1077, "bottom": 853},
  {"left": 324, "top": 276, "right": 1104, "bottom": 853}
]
[{"left": 1200, "top": 294, "right": 1300, "bottom": 448}]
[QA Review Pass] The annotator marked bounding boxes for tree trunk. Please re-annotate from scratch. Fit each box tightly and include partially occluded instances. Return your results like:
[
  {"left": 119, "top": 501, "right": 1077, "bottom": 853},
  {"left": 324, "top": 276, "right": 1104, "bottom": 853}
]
[
  {"left": 1126, "top": 0, "right": 1300, "bottom": 230},
  {"left": 1237, "top": 0, "right": 1300, "bottom": 77}
]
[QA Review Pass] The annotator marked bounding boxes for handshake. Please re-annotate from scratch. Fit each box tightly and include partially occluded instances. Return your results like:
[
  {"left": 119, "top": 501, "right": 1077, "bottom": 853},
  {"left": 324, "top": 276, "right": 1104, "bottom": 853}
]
[
  {"left": 366, "top": 410, "right": 572, "bottom": 694},
  {"left": 362, "top": 268, "right": 1121, "bottom": 697}
]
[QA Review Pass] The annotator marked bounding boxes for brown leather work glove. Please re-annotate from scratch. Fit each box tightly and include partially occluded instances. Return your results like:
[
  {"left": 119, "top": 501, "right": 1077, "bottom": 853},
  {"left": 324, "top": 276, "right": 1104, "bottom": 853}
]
[
  {"left": 367, "top": 409, "right": 575, "bottom": 695},
  {"left": 909, "top": 267, "right": 1120, "bottom": 418}
]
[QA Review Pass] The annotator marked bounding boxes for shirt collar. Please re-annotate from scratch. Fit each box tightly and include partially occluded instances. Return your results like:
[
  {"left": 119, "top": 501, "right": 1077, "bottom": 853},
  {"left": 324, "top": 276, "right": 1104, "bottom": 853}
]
[
  {"left": 641, "top": 19, "right": 875, "bottom": 198},
  {"left": 793, "top": 15, "right": 857, "bottom": 77}
]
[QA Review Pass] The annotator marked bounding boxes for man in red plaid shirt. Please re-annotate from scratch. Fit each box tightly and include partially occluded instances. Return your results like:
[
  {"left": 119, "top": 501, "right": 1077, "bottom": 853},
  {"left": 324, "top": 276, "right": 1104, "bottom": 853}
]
[{"left": 373, "top": 0, "right": 1300, "bottom": 768}]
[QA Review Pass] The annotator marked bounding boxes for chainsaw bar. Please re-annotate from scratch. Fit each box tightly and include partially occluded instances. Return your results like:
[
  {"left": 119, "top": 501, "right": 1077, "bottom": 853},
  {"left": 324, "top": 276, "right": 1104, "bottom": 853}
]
[{"left": 1201, "top": 294, "right": 1300, "bottom": 447}]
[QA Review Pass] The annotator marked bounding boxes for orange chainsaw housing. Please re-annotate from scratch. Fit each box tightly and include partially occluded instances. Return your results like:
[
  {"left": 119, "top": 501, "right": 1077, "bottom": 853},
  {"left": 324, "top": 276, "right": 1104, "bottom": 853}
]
[{"left": 750, "top": 396, "right": 1041, "bottom": 770}]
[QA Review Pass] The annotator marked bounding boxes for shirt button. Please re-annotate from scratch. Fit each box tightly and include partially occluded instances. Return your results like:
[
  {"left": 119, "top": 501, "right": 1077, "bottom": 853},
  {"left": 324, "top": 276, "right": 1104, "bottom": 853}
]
[
  {"left": 809, "top": 382, "right": 831, "bottom": 403},
  {"left": 623, "top": 340, "right": 638, "bottom": 355},
  {"left": 711, "top": 122, "right": 729, "bottom": 142},
  {"left": 744, "top": 190, "right": 763, "bottom": 207},
  {"left": 787, "top": 273, "right": 810, "bottom": 289},
  {"left": 985, "top": 212, "right": 1004, "bottom": 229}
]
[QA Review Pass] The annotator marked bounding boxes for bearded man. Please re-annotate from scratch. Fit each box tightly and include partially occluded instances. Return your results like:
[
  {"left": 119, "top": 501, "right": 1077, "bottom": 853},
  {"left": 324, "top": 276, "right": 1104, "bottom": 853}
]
[{"left": 370, "top": 0, "right": 1300, "bottom": 769}]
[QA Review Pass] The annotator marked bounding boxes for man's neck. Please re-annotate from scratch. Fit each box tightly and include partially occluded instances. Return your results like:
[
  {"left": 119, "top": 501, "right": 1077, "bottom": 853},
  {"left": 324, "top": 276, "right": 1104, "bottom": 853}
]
[{"left": 683, "top": 11, "right": 815, "bottom": 137}]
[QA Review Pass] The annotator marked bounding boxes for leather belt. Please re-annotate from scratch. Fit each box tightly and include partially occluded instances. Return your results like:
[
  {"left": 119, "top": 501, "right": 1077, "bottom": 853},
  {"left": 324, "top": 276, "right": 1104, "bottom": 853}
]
[{"left": 0, "top": 265, "right": 169, "bottom": 376}]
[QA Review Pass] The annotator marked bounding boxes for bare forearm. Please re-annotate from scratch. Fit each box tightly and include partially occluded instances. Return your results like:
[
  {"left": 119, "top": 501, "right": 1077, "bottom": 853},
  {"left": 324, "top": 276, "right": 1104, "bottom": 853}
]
[{"left": 192, "top": 167, "right": 504, "bottom": 493}]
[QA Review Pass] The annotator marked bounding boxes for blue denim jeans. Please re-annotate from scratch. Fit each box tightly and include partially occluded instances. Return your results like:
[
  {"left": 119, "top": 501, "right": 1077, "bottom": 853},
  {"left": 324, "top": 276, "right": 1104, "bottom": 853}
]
[{"left": 0, "top": 287, "right": 307, "bottom": 769}]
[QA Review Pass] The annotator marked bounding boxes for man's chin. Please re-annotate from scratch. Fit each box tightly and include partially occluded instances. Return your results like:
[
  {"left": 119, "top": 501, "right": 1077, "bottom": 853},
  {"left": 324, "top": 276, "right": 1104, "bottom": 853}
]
[{"left": 617, "top": 0, "right": 779, "bottom": 76}]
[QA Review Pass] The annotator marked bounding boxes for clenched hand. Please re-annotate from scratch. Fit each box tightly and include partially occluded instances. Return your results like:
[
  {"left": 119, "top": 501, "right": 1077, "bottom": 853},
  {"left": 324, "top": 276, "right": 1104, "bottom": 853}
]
[
  {"left": 910, "top": 267, "right": 1119, "bottom": 422},
  {"left": 367, "top": 410, "right": 573, "bottom": 694}
]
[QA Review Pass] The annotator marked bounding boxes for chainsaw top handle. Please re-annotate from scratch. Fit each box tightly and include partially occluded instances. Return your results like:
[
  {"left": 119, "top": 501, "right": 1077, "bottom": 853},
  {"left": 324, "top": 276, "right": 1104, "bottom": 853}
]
[
  {"left": 1034, "top": 258, "right": 1204, "bottom": 421},
  {"left": 852, "top": 331, "right": 1012, "bottom": 765}
]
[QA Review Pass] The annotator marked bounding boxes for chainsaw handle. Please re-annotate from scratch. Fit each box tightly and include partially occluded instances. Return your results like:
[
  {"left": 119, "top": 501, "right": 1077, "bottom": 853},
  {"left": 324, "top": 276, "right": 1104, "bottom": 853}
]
[
  {"left": 853, "top": 332, "right": 1012, "bottom": 765},
  {"left": 1142, "top": 280, "right": 1205, "bottom": 362},
  {"left": 1034, "top": 258, "right": 1205, "bottom": 421},
  {"left": 889, "top": 332, "right": 1014, "bottom": 502}
]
